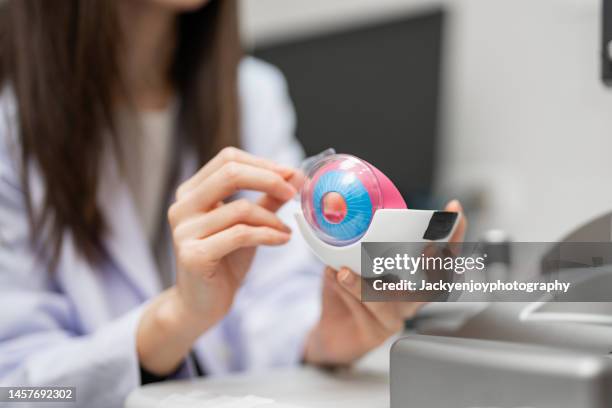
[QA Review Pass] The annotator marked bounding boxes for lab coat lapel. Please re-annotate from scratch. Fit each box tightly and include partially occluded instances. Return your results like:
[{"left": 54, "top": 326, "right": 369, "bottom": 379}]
[
  {"left": 57, "top": 234, "right": 114, "bottom": 331},
  {"left": 98, "top": 152, "right": 162, "bottom": 300},
  {"left": 27, "top": 162, "right": 115, "bottom": 330}
]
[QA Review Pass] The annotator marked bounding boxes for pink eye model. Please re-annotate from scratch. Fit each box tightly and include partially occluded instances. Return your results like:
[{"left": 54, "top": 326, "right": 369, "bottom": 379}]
[{"left": 300, "top": 153, "right": 406, "bottom": 246}]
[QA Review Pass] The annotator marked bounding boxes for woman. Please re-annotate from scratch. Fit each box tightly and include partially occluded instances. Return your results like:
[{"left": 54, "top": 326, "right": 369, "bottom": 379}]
[{"left": 0, "top": 0, "right": 465, "bottom": 407}]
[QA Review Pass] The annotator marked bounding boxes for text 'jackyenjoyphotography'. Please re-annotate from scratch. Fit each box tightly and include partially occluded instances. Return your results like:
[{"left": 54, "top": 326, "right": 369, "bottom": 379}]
[
  {"left": 372, "top": 279, "right": 570, "bottom": 294},
  {"left": 360, "top": 242, "right": 612, "bottom": 302}
]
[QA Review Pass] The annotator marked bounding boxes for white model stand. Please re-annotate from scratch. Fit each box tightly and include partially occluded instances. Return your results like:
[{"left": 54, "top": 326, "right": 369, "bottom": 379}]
[{"left": 295, "top": 209, "right": 459, "bottom": 275}]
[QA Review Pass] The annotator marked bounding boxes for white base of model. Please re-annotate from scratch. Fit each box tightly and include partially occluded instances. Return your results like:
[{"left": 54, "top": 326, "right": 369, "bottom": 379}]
[{"left": 295, "top": 209, "right": 460, "bottom": 275}]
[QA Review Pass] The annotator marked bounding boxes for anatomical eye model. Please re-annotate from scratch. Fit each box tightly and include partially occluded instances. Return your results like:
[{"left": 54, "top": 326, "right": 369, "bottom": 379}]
[
  {"left": 300, "top": 153, "right": 406, "bottom": 246},
  {"left": 295, "top": 149, "right": 460, "bottom": 275}
]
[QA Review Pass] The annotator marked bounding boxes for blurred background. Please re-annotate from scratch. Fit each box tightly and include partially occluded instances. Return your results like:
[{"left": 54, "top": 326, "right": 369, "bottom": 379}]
[{"left": 238, "top": 0, "right": 612, "bottom": 242}]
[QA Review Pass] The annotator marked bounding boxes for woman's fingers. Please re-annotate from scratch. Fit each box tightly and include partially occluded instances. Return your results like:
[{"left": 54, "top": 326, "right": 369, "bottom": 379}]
[
  {"left": 326, "top": 270, "right": 389, "bottom": 342},
  {"left": 256, "top": 194, "right": 288, "bottom": 214},
  {"left": 335, "top": 268, "right": 405, "bottom": 333},
  {"left": 198, "top": 162, "right": 296, "bottom": 207},
  {"left": 173, "top": 199, "right": 291, "bottom": 241},
  {"left": 180, "top": 225, "right": 290, "bottom": 273},
  {"left": 256, "top": 168, "right": 305, "bottom": 213},
  {"left": 176, "top": 147, "right": 294, "bottom": 200},
  {"left": 169, "top": 162, "right": 297, "bottom": 226},
  {"left": 444, "top": 199, "right": 467, "bottom": 243}
]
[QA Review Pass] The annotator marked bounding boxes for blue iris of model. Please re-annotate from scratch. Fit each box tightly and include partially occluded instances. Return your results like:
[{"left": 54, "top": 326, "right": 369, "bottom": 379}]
[{"left": 312, "top": 170, "right": 373, "bottom": 243}]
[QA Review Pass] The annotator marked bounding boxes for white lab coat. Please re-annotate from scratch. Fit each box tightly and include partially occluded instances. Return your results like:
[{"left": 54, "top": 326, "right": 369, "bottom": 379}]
[{"left": 0, "top": 57, "right": 323, "bottom": 407}]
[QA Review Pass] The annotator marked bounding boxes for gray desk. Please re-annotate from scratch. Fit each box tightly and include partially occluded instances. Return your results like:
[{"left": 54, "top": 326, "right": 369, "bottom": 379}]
[{"left": 125, "top": 339, "right": 392, "bottom": 408}]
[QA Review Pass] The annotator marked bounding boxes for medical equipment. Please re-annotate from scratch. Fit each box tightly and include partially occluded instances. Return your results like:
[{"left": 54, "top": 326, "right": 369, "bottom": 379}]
[
  {"left": 391, "top": 334, "right": 612, "bottom": 408},
  {"left": 392, "top": 212, "right": 612, "bottom": 407},
  {"left": 294, "top": 149, "right": 460, "bottom": 274}
]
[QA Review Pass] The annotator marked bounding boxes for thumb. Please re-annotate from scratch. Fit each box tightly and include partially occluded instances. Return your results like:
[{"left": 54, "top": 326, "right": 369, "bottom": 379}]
[{"left": 444, "top": 199, "right": 467, "bottom": 243}]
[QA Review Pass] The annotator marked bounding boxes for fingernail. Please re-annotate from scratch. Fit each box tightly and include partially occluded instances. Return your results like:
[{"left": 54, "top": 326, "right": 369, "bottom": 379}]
[
  {"left": 448, "top": 199, "right": 461, "bottom": 210},
  {"left": 276, "top": 164, "right": 295, "bottom": 178},
  {"left": 281, "top": 223, "right": 292, "bottom": 233},
  {"left": 284, "top": 185, "right": 298, "bottom": 200},
  {"left": 338, "top": 268, "right": 355, "bottom": 286}
]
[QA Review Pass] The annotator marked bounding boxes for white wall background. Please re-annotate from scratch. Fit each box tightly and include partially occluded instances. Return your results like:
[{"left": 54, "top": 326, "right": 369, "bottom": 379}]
[{"left": 240, "top": 0, "right": 612, "bottom": 241}]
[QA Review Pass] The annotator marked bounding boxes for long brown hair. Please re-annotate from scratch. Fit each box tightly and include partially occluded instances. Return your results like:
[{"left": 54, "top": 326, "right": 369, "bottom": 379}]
[{"left": 0, "top": 0, "right": 242, "bottom": 267}]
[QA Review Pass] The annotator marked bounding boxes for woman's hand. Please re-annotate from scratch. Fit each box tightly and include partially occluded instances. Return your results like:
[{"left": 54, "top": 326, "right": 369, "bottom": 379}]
[
  {"left": 304, "top": 200, "right": 467, "bottom": 366},
  {"left": 169, "top": 147, "right": 297, "bottom": 323},
  {"left": 137, "top": 147, "right": 297, "bottom": 375}
]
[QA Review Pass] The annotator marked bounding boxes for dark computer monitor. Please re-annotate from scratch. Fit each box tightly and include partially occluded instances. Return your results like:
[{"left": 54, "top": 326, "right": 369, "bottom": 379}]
[{"left": 253, "top": 9, "right": 445, "bottom": 207}]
